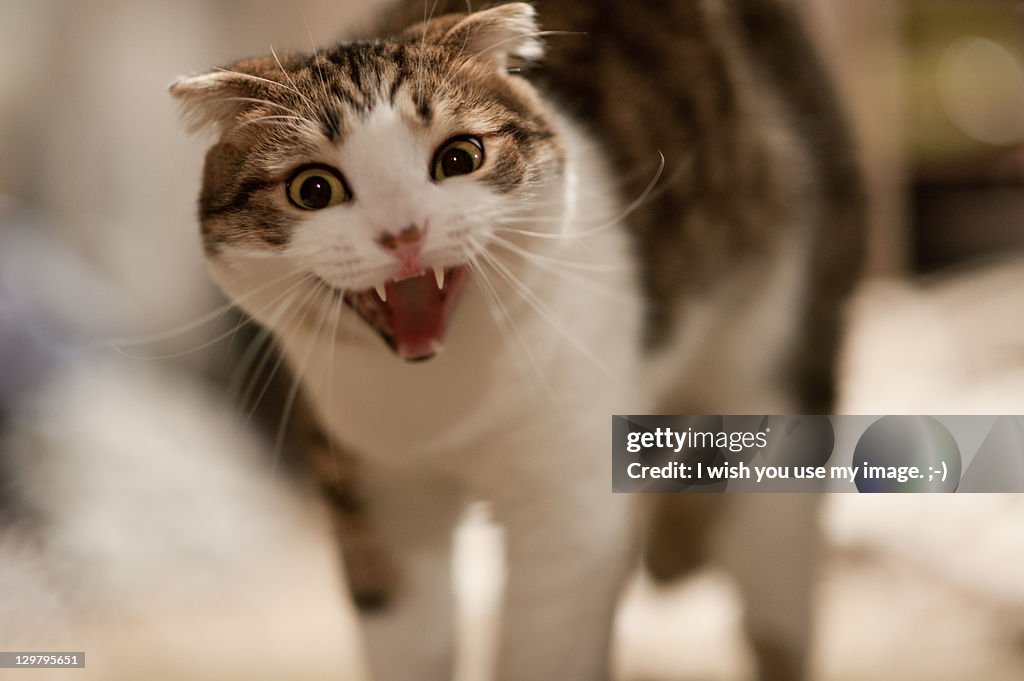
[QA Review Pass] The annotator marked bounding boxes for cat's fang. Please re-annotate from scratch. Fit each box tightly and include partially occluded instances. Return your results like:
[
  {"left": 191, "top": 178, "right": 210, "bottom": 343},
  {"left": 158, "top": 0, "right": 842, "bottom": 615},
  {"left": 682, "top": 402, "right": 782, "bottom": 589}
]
[
  {"left": 375, "top": 283, "right": 388, "bottom": 302},
  {"left": 433, "top": 267, "right": 445, "bottom": 290}
]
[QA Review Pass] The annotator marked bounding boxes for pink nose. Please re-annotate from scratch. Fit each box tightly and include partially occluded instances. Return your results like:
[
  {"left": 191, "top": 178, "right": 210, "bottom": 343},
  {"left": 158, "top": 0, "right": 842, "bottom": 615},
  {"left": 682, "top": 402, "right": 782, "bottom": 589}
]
[
  {"left": 376, "top": 224, "right": 424, "bottom": 252},
  {"left": 376, "top": 225, "right": 427, "bottom": 279}
]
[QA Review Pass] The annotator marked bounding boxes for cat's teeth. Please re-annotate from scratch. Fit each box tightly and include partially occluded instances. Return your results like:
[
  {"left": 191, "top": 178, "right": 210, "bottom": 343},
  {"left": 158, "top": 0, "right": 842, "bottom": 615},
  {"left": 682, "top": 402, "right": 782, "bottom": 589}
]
[
  {"left": 433, "top": 267, "right": 445, "bottom": 290},
  {"left": 375, "top": 283, "right": 387, "bottom": 302}
]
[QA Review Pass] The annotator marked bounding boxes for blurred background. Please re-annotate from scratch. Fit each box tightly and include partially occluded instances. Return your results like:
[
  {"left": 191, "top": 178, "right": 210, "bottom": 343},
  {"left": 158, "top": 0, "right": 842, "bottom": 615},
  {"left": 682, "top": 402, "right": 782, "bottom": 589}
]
[{"left": 1, "top": 1, "right": 1024, "bottom": 679}]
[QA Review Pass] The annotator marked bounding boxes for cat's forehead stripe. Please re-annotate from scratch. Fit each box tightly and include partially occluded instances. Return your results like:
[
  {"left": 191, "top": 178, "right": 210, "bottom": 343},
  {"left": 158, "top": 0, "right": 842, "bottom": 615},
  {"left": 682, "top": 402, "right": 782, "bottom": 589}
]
[{"left": 296, "top": 42, "right": 440, "bottom": 139}]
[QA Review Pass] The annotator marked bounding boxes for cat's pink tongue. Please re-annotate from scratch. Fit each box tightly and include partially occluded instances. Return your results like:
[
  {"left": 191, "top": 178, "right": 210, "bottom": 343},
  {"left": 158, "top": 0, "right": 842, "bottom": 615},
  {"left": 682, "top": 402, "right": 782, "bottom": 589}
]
[{"left": 385, "top": 268, "right": 467, "bottom": 361}]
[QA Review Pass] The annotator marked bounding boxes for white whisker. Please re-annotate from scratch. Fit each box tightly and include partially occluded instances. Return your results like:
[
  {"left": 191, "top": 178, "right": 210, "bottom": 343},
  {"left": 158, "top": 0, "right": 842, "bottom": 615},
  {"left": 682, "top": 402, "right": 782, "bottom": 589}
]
[
  {"left": 237, "top": 114, "right": 319, "bottom": 131},
  {"left": 496, "top": 151, "right": 665, "bottom": 243},
  {"left": 270, "top": 44, "right": 316, "bottom": 112},
  {"left": 462, "top": 246, "right": 554, "bottom": 398},
  {"left": 216, "top": 96, "right": 305, "bottom": 117},
  {"left": 324, "top": 283, "right": 345, "bottom": 477},
  {"left": 417, "top": 0, "right": 442, "bottom": 105},
  {"left": 272, "top": 280, "right": 335, "bottom": 468},
  {"left": 470, "top": 238, "right": 621, "bottom": 383},
  {"left": 295, "top": 2, "right": 332, "bottom": 103},
  {"left": 212, "top": 67, "right": 306, "bottom": 99},
  {"left": 489, "top": 242, "right": 637, "bottom": 304},
  {"left": 240, "top": 276, "right": 325, "bottom": 432},
  {"left": 228, "top": 321, "right": 277, "bottom": 406},
  {"left": 488, "top": 234, "right": 627, "bottom": 273},
  {"left": 103, "top": 269, "right": 305, "bottom": 349},
  {"left": 108, "top": 272, "right": 309, "bottom": 360}
]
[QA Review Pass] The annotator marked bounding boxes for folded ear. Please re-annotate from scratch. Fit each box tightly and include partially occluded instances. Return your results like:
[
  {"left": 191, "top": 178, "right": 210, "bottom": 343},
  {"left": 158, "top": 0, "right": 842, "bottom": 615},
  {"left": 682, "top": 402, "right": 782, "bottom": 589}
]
[
  {"left": 169, "top": 69, "right": 257, "bottom": 135},
  {"left": 445, "top": 3, "right": 543, "bottom": 69}
]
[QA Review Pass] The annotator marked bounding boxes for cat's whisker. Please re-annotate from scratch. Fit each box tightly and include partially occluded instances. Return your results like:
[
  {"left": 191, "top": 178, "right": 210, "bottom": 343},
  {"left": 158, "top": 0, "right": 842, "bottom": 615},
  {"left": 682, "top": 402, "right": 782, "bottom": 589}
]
[
  {"left": 272, "top": 279, "right": 336, "bottom": 469},
  {"left": 104, "top": 299, "right": 237, "bottom": 351},
  {"left": 482, "top": 241, "right": 638, "bottom": 304},
  {"left": 237, "top": 313, "right": 292, "bottom": 430},
  {"left": 238, "top": 113, "right": 317, "bottom": 128},
  {"left": 324, "top": 285, "right": 346, "bottom": 478},
  {"left": 270, "top": 45, "right": 317, "bottom": 113},
  {"left": 112, "top": 274, "right": 312, "bottom": 361},
  {"left": 449, "top": 2, "right": 483, "bottom": 66},
  {"left": 295, "top": 2, "right": 332, "bottom": 104},
  {"left": 492, "top": 224, "right": 581, "bottom": 240},
  {"left": 499, "top": 152, "right": 667, "bottom": 242},
  {"left": 470, "top": 238, "right": 621, "bottom": 383},
  {"left": 107, "top": 270, "right": 309, "bottom": 358},
  {"left": 470, "top": 149, "right": 667, "bottom": 241},
  {"left": 223, "top": 271, "right": 324, "bottom": 406},
  {"left": 227, "top": 321, "right": 277, "bottom": 408},
  {"left": 212, "top": 67, "right": 307, "bottom": 99},
  {"left": 568, "top": 151, "right": 666, "bottom": 240},
  {"left": 104, "top": 268, "right": 306, "bottom": 349},
  {"left": 460, "top": 246, "right": 555, "bottom": 399},
  {"left": 182, "top": 270, "right": 307, "bottom": 368},
  {"left": 487, "top": 234, "right": 627, "bottom": 273},
  {"left": 213, "top": 96, "right": 305, "bottom": 117},
  {"left": 237, "top": 114, "right": 319, "bottom": 131},
  {"left": 239, "top": 276, "right": 325, "bottom": 433},
  {"left": 237, "top": 120, "right": 313, "bottom": 133},
  {"left": 416, "top": 0, "right": 442, "bottom": 109}
]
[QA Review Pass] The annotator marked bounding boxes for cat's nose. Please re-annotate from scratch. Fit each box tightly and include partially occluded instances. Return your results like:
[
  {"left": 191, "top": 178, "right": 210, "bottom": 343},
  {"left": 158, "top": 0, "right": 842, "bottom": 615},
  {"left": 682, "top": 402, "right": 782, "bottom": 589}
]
[{"left": 376, "top": 224, "right": 424, "bottom": 252}]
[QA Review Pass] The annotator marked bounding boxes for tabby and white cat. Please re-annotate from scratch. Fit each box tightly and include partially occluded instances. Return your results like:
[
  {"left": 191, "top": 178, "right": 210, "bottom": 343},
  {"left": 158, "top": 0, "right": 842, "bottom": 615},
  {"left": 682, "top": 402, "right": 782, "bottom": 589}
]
[{"left": 171, "top": 1, "right": 863, "bottom": 680}]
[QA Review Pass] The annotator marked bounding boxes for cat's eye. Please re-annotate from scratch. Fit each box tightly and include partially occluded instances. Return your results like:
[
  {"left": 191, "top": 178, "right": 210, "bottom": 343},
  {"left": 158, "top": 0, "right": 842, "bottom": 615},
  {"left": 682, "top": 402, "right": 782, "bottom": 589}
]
[
  {"left": 287, "top": 165, "right": 350, "bottom": 210},
  {"left": 432, "top": 137, "right": 485, "bottom": 181}
]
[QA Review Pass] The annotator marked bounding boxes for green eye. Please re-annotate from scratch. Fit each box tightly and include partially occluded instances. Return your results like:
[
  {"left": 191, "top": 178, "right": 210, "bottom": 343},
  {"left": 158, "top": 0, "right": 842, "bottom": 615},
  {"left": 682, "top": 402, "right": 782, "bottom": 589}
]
[
  {"left": 287, "top": 165, "right": 349, "bottom": 210},
  {"left": 432, "top": 137, "right": 485, "bottom": 181}
]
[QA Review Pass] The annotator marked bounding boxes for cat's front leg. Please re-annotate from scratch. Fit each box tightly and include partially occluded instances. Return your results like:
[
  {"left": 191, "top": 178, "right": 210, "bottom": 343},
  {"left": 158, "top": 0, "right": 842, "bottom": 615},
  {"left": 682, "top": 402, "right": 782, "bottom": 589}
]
[
  {"left": 349, "top": 466, "right": 465, "bottom": 681},
  {"left": 483, "top": 432, "right": 637, "bottom": 681},
  {"left": 717, "top": 493, "right": 820, "bottom": 681}
]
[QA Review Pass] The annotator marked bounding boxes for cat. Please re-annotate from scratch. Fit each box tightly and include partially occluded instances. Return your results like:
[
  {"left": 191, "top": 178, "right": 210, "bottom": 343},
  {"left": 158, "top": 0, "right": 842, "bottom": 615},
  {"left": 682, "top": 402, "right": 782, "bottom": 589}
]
[{"left": 170, "top": 1, "right": 864, "bottom": 680}]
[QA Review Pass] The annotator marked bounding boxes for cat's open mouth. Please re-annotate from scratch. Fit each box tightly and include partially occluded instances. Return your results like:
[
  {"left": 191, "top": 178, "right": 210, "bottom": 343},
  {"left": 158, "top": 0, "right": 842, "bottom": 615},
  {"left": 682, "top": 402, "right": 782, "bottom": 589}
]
[{"left": 342, "top": 266, "right": 469, "bottom": 361}]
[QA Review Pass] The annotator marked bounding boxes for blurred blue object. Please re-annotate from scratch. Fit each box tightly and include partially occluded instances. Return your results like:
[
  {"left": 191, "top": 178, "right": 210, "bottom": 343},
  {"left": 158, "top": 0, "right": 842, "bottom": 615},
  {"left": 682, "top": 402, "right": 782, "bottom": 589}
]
[{"left": 0, "top": 199, "right": 124, "bottom": 408}]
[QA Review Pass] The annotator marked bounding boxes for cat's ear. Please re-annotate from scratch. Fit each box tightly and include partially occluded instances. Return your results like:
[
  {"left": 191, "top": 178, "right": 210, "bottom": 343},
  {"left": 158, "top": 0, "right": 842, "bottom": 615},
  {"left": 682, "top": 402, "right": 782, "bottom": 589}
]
[
  {"left": 443, "top": 3, "right": 544, "bottom": 71},
  {"left": 169, "top": 70, "right": 255, "bottom": 135}
]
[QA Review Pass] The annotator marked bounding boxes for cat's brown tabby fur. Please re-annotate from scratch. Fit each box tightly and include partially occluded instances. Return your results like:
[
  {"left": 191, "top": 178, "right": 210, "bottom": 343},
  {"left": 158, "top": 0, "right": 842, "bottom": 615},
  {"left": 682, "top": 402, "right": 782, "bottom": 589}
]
[{"left": 172, "top": 1, "right": 864, "bottom": 679}]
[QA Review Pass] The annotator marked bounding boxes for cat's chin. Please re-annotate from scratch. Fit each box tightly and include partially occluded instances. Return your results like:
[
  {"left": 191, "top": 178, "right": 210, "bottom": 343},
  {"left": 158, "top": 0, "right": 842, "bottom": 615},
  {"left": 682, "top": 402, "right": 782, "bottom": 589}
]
[{"left": 339, "top": 266, "right": 469, "bottom": 362}]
